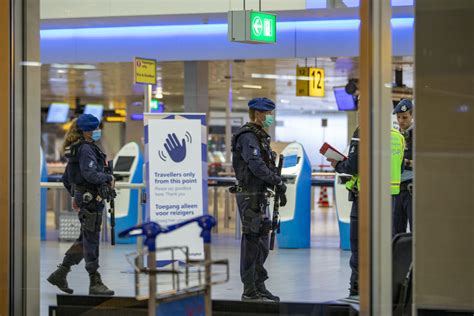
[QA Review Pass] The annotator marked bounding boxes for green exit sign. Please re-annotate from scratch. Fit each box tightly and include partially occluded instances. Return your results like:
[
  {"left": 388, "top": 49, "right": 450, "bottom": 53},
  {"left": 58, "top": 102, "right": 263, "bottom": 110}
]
[
  {"left": 249, "top": 12, "right": 276, "bottom": 43},
  {"left": 228, "top": 11, "right": 277, "bottom": 44}
]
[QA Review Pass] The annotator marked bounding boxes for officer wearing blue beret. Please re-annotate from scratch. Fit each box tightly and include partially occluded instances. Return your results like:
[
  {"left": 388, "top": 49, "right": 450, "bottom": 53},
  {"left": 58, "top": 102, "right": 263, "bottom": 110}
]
[
  {"left": 47, "top": 114, "right": 115, "bottom": 296},
  {"left": 393, "top": 99, "right": 414, "bottom": 235},
  {"left": 231, "top": 97, "right": 287, "bottom": 301}
]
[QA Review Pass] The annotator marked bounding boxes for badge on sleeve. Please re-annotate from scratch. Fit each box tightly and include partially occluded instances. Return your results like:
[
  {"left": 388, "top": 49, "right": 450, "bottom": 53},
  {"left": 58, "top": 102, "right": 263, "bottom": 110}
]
[
  {"left": 253, "top": 148, "right": 259, "bottom": 156},
  {"left": 88, "top": 160, "right": 95, "bottom": 168}
]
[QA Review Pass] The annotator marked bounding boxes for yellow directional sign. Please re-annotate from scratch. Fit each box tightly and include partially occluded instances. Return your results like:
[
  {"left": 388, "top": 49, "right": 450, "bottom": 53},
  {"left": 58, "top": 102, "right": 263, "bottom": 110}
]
[
  {"left": 134, "top": 57, "right": 157, "bottom": 85},
  {"left": 309, "top": 68, "right": 324, "bottom": 97},
  {"left": 296, "top": 66, "right": 309, "bottom": 96}
]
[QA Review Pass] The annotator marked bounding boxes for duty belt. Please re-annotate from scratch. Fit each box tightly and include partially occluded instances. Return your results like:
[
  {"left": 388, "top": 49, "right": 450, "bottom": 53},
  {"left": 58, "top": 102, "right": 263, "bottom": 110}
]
[
  {"left": 228, "top": 185, "right": 268, "bottom": 195},
  {"left": 75, "top": 185, "right": 103, "bottom": 203},
  {"left": 400, "top": 181, "right": 413, "bottom": 194}
]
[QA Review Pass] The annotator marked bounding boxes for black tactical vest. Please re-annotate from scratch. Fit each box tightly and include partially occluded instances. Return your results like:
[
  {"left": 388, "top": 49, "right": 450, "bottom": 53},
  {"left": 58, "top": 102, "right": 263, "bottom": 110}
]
[
  {"left": 64, "top": 140, "right": 106, "bottom": 192},
  {"left": 231, "top": 123, "right": 277, "bottom": 190}
]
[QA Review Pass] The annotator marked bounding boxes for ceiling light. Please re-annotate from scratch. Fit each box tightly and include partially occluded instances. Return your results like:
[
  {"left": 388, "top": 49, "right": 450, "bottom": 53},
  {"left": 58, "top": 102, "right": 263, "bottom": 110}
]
[
  {"left": 20, "top": 61, "right": 42, "bottom": 67},
  {"left": 237, "top": 97, "right": 247, "bottom": 101},
  {"left": 251, "top": 73, "right": 311, "bottom": 81},
  {"left": 280, "top": 99, "right": 290, "bottom": 104},
  {"left": 50, "top": 63, "right": 96, "bottom": 70},
  {"left": 242, "top": 84, "right": 262, "bottom": 89},
  {"left": 50, "top": 63, "right": 70, "bottom": 69},
  {"left": 72, "top": 64, "right": 96, "bottom": 70}
]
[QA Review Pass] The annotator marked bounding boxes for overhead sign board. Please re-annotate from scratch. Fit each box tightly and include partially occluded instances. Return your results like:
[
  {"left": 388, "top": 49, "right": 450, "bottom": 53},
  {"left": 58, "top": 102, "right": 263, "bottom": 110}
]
[
  {"left": 296, "top": 67, "right": 309, "bottom": 96},
  {"left": 134, "top": 57, "right": 157, "bottom": 85},
  {"left": 228, "top": 10, "right": 276, "bottom": 44},
  {"left": 309, "top": 68, "right": 325, "bottom": 97}
]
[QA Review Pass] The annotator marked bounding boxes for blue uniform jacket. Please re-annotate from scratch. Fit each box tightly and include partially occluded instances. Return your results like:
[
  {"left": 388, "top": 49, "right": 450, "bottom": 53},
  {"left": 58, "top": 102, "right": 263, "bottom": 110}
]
[
  {"left": 77, "top": 143, "right": 112, "bottom": 185},
  {"left": 335, "top": 128, "right": 359, "bottom": 176}
]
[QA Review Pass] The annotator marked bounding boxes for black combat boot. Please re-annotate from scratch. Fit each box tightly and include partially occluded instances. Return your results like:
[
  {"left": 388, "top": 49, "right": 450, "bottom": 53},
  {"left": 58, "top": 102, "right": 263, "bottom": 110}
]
[
  {"left": 89, "top": 272, "right": 115, "bottom": 296},
  {"left": 256, "top": 283, "right": 280, "bottom": 302},
  {"left": 241, "top": 284, "right": 262, "bottom": 301},
  {"left": 47, "top": 264, "right": 74, "bottom": 294}
]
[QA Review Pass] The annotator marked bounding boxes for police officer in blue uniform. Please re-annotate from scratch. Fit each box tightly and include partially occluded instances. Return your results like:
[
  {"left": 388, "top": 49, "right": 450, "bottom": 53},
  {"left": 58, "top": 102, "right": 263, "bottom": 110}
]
[
  {"left": 393, "top": 99, "right": 414, "bottom": 235},
  {"left": 328, "top": 127, "right": 360, "bottom": 298},
  {"left": 231, "top": 97, "right": 287, "bottom": 301},
  {"left": 47, "top": 114, "right": 115, "bottom": 296}
]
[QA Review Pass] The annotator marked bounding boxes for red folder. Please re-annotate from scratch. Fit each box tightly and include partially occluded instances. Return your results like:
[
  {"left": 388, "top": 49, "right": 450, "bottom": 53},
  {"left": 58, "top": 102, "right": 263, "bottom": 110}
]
[{"left": 319, "top": 142, "right": 347, "bottom": 161}]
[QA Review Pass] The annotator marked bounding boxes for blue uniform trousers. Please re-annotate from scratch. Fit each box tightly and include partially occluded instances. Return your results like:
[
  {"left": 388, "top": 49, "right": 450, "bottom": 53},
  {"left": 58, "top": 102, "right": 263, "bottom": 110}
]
[
  {"left": 349, "top": 197, "right": 359, "bottom": 292},
  {"left": 392, "top": 181, "right": 413, "bottom": 236},
  {"left": 63, "top": 198, "right": 104, "bottom": 274},
  {"left": 236, "top": 193, "right": 269, "bottom": 290}
]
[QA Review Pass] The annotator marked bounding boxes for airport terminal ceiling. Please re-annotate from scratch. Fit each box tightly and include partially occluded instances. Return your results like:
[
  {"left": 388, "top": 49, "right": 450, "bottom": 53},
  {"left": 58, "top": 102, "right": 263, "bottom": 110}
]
[{"left": 41, "top": 56, "right": 413, "bottom": 116}]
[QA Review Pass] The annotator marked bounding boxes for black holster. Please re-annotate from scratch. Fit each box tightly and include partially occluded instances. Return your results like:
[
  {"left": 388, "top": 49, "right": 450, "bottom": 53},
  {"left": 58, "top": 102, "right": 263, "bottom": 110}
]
[
  {"left": 241, "top": 193, "right": 268, "bottom": 235},
  {"left": 79, "top": 209, "right": 99, "bottom": 233}
]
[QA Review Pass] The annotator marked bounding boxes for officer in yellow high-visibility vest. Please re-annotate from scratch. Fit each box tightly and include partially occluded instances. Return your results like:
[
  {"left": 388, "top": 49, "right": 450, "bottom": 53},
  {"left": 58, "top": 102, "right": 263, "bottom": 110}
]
[
  {"left": 393, "top": 99, "right": 414, "bottom": 235},
  {"left": 328, "top": 126, "right": 404, "bottom": 299}
]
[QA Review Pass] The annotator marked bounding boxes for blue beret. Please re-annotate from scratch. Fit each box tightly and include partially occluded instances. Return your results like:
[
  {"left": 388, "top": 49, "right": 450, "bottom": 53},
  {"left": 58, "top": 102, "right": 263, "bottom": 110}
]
[
  {"left": 393, "top": 99, "right": 413, "bottom": 114},
  {"left": 248, "top": 97, "right": 275, "bottom": 111},
  {"left": 77, "top": 114, "right": 100, "bottom": 132}
]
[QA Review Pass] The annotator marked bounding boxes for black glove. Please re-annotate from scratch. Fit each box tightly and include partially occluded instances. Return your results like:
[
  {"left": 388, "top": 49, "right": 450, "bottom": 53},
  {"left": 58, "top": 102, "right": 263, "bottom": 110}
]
[
  {"left": 276, "top": 182, "right": 287, "bottom": 194},
  {"left": 98, "top": 184, "right": 109, "bottom": 201},
  {"left": 280, "top": 193, "right": 287, "bottom": 207},
  {"left": 99, "top": 184, "right": 115, "bottom": 202}
]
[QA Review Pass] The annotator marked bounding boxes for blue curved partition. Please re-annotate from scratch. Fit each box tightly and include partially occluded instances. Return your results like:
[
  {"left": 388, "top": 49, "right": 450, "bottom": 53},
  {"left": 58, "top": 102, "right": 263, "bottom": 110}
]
[{"left": 334, "top": 174, "right": 351, "bottom": 250}]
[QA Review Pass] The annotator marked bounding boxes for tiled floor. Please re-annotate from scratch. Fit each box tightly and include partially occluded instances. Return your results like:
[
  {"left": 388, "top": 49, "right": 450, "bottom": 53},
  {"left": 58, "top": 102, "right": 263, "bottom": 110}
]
[{"left": 40, "top": 205, "right": 351, "bottom": 316}]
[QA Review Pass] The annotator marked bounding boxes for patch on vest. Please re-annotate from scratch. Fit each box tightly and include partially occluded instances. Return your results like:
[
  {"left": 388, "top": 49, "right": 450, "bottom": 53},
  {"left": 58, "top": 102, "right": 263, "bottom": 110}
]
[
  {"left": 253, "top": 148, "right": 259, "bottom": 156},
  {"left": 88, "top": 160, "right": 95, "bottom": 168}
]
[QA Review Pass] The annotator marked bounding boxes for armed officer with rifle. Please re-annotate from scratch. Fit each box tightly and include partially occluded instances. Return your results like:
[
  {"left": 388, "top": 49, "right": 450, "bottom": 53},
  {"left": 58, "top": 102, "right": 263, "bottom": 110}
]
[
  {"left": 47, "top": 114, "right": 115, "bottom": 296},
  {"left": 231, "top": 97, "right": 287, "bottom": 302}
]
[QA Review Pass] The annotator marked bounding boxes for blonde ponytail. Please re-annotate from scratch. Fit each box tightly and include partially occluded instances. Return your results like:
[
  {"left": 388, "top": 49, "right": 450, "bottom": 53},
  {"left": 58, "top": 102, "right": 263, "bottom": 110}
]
[{"left": 62, "top": 119, "right": 82, "bottom": 154}]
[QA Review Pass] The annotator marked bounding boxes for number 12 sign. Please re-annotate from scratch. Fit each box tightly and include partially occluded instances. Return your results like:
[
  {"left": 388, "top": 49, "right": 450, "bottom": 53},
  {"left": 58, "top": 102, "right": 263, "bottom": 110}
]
[{"left": 309, "top": 68, "right": 325, "bottom": 97}]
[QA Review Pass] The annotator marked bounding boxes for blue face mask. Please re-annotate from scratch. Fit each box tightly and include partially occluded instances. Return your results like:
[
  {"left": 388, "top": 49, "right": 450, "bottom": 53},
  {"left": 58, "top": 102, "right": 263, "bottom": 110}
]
[{"left": 92, "top": 129, "right": 102, "bottom": 142}]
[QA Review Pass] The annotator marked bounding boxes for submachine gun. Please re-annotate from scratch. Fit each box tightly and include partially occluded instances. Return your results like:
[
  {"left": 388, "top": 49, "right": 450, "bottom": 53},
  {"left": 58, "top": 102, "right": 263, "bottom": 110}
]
[
  {"left": 270, "top": 154, "right": 284, "bottom": 251},
  {"left": 102, "top": 160, "right": 117, "bottom": 245}
]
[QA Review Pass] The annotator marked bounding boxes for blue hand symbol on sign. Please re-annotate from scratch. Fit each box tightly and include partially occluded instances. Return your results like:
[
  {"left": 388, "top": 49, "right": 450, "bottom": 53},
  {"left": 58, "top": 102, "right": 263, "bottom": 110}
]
[{"left": 164, "top": 133, "right": 187, "bottom": 163}]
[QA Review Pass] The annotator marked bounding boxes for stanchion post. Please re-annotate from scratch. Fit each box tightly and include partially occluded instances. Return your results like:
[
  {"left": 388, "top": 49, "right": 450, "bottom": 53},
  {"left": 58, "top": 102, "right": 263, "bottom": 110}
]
[
  {"left": 137, "top": 188, "right": 144, "bottom": 269},
  {"left": 148, "top": 250, "right": 157, "bottom": 316},
  {"left": 213, "top": 187, "right": 218, "bottom": 233},
  {"left": 224, "top": 190, "right": 230, "bottom": 228},
  {"left": 204, "top": 243, "right": 212, "bottom": 316}
]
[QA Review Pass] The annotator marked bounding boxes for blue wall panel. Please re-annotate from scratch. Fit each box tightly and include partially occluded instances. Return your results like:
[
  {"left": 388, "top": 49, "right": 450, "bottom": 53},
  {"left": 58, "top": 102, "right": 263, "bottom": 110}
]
[{"left": 40, "top": 19, "right": 413, "bottom": 63}]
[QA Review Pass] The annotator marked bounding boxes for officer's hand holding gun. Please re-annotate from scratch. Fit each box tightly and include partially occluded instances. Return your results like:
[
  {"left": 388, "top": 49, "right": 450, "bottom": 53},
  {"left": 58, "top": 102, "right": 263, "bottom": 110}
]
[{"left": 276, "top": 182, "right": 287, "bottom": 207}]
